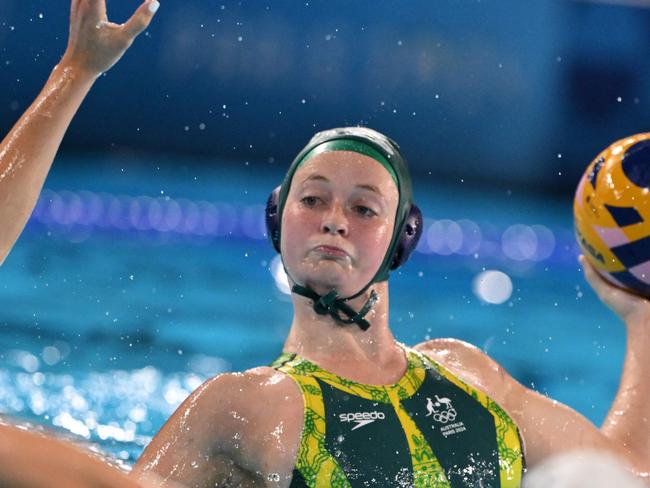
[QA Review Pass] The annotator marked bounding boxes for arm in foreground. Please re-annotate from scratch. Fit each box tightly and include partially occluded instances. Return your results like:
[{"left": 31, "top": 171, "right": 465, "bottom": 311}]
[
  {"left": 579, "top": 255, "right": 650, "bottom": 462},
  {"left": 415, "top": 338, "right": 650, "bottom": 478},
  {"left": 0, "top": 422, "right": 172, "bottom": 488},
  {"left": 0, "top": 0, "right": 158, "bottom": 265}
]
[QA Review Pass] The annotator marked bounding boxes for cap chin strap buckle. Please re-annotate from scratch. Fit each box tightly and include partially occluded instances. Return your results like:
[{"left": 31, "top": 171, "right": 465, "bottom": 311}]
[
  {"left": 292, "top": 285, "right": 378, "bottom": 331},
  {"left": 313, "top": 290, "right": 339, "bottom": 315}
]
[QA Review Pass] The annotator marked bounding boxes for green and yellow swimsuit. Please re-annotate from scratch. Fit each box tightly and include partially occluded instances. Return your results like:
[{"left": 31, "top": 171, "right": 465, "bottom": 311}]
[{"left": 271, "top": 345, "right": 524, "bottom": 488}]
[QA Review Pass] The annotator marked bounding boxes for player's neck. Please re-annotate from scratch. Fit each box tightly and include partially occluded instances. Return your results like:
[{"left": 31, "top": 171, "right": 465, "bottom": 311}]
[{"left": 283, "top": 282, "right": 407, "bottom": 383}]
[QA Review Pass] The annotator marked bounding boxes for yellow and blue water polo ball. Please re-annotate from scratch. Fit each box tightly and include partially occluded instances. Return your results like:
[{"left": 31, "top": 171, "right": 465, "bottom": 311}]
[{"left": 574, "top": 132, "right": 650, "bottom": 296}]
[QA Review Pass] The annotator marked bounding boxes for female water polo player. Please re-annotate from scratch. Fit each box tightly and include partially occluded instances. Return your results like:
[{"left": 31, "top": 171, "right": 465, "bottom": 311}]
[
  {"left": 127, "top": 129, "right": 650, "bottom": 487},
  {"left": 1, "top": 1, "right": 650, "bottom": 487}
]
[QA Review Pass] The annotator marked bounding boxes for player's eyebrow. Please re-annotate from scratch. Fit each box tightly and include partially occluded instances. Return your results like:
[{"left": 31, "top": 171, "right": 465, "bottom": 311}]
[{"left": 301, "top": 175, "right": 384, "bottom": 196}]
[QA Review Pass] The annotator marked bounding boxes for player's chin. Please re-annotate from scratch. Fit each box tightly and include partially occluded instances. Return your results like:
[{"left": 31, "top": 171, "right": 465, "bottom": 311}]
[
  {"left": 305, "top": 273, "right": 344, "bottom": 291},
  {"left": 304, "top": 270, "right": 350, "bottom": 294},
  {"left": 297, "top": 260, "right": 366, "bottom": 293},
  {"left": 304, "top": 257, "right": 350, "bottom": 275}
]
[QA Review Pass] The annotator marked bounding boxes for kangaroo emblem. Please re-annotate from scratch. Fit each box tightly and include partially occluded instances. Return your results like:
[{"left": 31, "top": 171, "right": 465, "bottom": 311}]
[
  {"left": 425, "top": 397, "right": 436, "bottom": 417},
  {"left": 425, "top": 395, "right": 457, "bottom": 424}
]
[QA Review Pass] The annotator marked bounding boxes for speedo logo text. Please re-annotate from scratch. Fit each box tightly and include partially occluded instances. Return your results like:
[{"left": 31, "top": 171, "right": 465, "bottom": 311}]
[{"left": 339, "top": 411, "right": 386, "bottom": 431}]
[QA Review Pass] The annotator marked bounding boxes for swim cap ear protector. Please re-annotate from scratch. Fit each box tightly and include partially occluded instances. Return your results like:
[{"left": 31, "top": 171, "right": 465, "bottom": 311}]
[{"left": 265, "top": 127, "right": 423, "bottom": 330}]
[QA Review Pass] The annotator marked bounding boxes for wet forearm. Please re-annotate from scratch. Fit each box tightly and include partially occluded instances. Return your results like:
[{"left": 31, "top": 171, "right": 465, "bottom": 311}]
[
  {"left": 0, "top": 60, "right": 96, "bottom": 264},
  {"left": 0, "top": 423, "right": 144, "bottom": 488},
  {"left": 601, "top": 318, "right": 650, "bottom": 460}
]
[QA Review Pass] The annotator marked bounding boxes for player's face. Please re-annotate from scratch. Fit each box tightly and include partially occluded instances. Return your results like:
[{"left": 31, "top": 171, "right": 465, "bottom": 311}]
[{"left": 281, "top": 151, "right": 399, "bottom": 297}]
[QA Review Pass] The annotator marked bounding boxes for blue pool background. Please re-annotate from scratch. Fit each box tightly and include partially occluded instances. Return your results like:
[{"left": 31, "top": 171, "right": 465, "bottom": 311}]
[
  {"left": 0, "top": 155, "right": 625, "bottom": 464},
  {"left": 2, "top": 0, "right": 646, "bottom": 469}
]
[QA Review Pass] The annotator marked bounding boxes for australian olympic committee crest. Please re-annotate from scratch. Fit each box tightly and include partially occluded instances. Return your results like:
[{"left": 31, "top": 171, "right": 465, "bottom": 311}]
[{"left": 426, "top": 395, "right": 467, "bottom": 438}]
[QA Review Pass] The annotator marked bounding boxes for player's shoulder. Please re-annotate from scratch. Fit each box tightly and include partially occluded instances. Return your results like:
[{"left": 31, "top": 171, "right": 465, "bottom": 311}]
[
  {"left": 142, "top": 366, "right": 303, "bottom": 478},
  {"left": 195, "top": 366, "right": 300, "bottom": 410},
  {"left": 412, "top": 338, "right": 521, "bottom": 403},
  {"left": 413, "top": 337, "right": 491, "bottom": 367},
  {"left": 177, "top": 366, "right": 302, "bottom": 449}
]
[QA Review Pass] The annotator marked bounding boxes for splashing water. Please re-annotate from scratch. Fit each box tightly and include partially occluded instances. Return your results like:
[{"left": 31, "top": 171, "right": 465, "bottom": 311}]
[{"left": 523, "top": 450, "right": 646, "bottom": 488}]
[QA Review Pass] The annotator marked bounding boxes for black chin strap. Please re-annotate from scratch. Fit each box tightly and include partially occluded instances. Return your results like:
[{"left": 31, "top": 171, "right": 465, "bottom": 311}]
[{"left": 291, "top": 284, "right": 378, "bottom": 331}]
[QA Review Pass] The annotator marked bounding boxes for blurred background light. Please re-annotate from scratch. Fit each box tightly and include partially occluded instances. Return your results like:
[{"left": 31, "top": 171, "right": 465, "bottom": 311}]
[{"left": 472, "top": 270, "right": 514, "bottom": 304}]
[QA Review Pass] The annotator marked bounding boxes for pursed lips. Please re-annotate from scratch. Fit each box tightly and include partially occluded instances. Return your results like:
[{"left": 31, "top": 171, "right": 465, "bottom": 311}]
[{"left": 312, "top": 245, "right": 351, "bottom": 259}]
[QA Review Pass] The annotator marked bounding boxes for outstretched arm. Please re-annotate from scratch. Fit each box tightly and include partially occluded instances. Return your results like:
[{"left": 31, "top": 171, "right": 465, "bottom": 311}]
[
  {"left": 0, "top": 422, "right": 179, "bottom": 488},
  {"left": 580, "top": 255, "right": 650, "bottom": 461},
  {"left": 0, "top": 0, "right": 159, "bottom": 265}
]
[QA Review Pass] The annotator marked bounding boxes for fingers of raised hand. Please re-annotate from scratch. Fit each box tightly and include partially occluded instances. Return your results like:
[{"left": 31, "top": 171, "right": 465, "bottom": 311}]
[
  {"left": 579, "top": 255, "right": 606, "bottom": 292},
  {"left": 73, "top": 0, "right": 107, "bottom": 24},
  {"left": 65, "top": 0, "right": 158, "bottom": 75},
  {"left": 122, "top": 0, "right": 159, "bottom": 40},
  {"left": 579, "top": 255, "right": 650, "bottom": 319},
  {"left": 579, "top": 255, "right": 621, "bottom": 302},
  {"left": 85, "top": 0, "right": 108, "bottom": 21},
  {"left": 71, "top": 0, "right": 157, "bottom": 38}
]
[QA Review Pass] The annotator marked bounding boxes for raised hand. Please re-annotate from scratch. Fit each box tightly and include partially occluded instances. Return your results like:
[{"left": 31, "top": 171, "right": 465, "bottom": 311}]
[
  {"left": 61, "top": 0, "right": 159, "bottom": 76},
  {"left": 580, "top": 255, "right": 650, "bottom": 326},
  {"left": 0, "top": 0, "right": 159, "bottom": 264}
]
